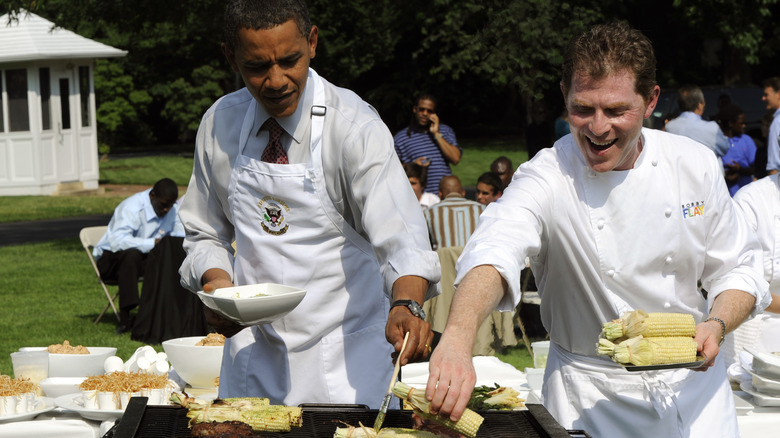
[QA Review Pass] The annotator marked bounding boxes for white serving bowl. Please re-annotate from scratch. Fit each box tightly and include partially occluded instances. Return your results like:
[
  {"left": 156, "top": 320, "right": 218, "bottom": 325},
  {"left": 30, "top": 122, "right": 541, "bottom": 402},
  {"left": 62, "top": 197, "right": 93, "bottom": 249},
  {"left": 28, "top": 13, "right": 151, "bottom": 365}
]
[
  {"left": 197, "top": 283, "right": 306, "bottom": 326},
  {"left": 162, "top": 336, "right": 223, "bottom": 389},
  {"left": 39, "top": 377, "right": 86, "bottom": 398},
  {"left": 48, "top": 347, "right": 117, "bottom": 377}
]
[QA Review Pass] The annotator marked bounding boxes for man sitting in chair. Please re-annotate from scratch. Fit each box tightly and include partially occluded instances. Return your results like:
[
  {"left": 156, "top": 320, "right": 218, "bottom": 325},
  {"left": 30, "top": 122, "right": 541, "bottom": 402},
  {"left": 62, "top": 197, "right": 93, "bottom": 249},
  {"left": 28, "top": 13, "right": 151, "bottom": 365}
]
[{"left": 92, "top": 178, "right": 184, "bottom": 334}]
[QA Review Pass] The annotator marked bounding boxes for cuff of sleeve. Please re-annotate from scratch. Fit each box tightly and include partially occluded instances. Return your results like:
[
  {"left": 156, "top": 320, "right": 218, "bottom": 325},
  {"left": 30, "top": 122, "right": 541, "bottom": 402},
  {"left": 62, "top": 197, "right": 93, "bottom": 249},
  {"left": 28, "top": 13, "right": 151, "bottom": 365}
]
[
  {"left": 383, "top": 248, "right": 441, "bottom": 300},
  {"left": 707, "top": 273, "right": 771, "bottom": 318},
  {"left": 179, "top": 246, "right": 235, "bottom": 292}
]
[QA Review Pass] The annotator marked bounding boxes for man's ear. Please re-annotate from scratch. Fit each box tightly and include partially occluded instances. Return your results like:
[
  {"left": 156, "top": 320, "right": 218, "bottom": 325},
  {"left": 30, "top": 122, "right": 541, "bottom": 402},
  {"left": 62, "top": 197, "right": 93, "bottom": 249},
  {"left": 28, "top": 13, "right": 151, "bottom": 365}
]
[
  {"left": 308, "top": 25, "right": 318, "bottom": 59},
  {"left": 222, "top": 42, "right": 239, "bottom": 73}
]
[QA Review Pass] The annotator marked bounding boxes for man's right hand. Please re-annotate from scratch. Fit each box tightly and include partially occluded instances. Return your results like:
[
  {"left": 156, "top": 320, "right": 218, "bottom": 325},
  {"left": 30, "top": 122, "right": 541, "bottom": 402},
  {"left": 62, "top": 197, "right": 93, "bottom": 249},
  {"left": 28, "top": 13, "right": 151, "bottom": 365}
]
[{"left": 426, "top": 335, "right": 476, "bottom": 422}]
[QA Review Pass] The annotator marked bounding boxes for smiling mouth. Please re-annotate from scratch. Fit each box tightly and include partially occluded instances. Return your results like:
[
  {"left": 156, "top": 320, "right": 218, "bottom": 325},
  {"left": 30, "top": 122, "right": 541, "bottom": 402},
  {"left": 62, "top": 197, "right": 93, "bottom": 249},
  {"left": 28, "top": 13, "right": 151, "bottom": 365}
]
[{"left": 588, "top": 137, "right": 617, "bottom": 151}]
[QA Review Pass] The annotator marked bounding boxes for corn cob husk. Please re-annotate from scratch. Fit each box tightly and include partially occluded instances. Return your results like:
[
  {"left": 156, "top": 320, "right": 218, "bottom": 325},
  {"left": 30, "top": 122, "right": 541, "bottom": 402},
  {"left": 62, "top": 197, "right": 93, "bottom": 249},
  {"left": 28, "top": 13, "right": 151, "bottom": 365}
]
[
  {"left": 333, "top": 423, "right": 438, "bottom": 437},
  {"left": 598, "top": 335, "right": 698, "bottom": 366},
  {"left": 170, "top": 394, "right": 302, "bottom": 432},
  {"left": 601, "top": 310, "right": 696, "bottom": 341},
  {"left": 391, "top": 382, "right": 483, "bottom": 438}
]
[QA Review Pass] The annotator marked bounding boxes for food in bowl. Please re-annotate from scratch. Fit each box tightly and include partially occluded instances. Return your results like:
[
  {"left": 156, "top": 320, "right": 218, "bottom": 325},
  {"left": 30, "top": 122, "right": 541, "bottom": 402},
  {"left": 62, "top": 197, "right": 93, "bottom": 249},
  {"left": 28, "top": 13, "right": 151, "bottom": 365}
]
[
  {"left": 197, "top": 283, "right": 307, "bottom": 326},
  {"left": 162, "top": 336, "right": 223, "bottom": 389},
  {"left": 195, "top": 333, "right": 225, "bottom": 346},
  {"left": 47, "top": 340, "right": 89, "bottom": 354}
]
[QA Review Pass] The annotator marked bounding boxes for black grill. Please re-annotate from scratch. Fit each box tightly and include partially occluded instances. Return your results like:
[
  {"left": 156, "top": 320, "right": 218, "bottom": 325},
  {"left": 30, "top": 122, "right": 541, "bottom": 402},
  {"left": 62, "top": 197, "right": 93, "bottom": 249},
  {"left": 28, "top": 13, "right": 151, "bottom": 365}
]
[{"left": 103, "top": 403, "right": 590, "bottom": 437}]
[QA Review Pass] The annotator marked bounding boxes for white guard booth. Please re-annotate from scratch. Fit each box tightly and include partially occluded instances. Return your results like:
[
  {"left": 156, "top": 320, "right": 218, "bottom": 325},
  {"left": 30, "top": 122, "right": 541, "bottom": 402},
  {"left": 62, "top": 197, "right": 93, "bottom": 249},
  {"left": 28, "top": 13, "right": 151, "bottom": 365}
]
[{"left": 0, "top": 10, "right": 126, "bottom": 196}]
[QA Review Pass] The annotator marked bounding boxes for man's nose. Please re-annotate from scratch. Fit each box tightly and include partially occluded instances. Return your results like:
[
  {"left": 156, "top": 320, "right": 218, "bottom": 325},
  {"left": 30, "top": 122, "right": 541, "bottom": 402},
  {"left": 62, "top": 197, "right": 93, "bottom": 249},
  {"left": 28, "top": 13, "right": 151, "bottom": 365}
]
[{"left": 589, "top": 111, "right": 610, "bottom": 136}]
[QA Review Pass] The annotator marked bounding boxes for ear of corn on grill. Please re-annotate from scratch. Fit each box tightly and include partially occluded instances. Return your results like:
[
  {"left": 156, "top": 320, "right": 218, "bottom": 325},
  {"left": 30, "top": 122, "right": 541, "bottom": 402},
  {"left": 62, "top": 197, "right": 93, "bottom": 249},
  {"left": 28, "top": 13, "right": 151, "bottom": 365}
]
[
  {"left": 391, "top": 381, "right": 484, "bottom": 438},
  {"left": 333, "top": 424, "right": 439, "bottom": 437},
  {"left": 170, "top": 392, "right": 303, "bottom": 432},
  {"left": 597, "top": 310, "right": 699, "bottom": 366},
  {"left": 601, "top": 309, "right": 696, "bottom": 340}
]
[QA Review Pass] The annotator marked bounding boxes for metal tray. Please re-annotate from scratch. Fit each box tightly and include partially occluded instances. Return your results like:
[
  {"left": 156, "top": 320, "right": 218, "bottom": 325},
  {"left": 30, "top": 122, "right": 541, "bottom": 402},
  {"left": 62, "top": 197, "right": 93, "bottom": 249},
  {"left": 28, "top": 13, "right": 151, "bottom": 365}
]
[{"left": 624, "top": 357, "right": 706, "bottom": 372}]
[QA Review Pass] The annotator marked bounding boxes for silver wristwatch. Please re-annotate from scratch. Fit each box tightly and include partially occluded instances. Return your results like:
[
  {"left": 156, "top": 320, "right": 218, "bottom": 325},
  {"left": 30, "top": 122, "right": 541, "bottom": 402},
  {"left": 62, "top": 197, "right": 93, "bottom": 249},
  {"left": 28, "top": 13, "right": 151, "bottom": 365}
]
[{"left": 390, "top": 299, "right": 426, "bottom": 320}]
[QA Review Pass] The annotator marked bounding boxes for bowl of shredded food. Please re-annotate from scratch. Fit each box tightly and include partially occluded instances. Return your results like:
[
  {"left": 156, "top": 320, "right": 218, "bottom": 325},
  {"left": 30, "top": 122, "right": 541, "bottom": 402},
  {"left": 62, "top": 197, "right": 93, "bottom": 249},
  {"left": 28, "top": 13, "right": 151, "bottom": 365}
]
[
  {"left": 162, "top": 334, "right": 224, "bottom": 389},
  {"left": 46, "top": 341, "right": 117, "bottom": 378},
  {"left": 196, "top": 283, "right": 307, "bottom": 326}
]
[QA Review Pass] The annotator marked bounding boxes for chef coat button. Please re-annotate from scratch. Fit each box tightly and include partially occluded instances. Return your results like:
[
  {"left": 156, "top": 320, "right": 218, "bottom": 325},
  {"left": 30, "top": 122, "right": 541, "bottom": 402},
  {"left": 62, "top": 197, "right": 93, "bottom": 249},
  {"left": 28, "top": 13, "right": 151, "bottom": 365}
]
[
  {"left": 663, "top": 302, "right": 671, "bottom": 308},
  {"left": 665, "top": 256, "right": 672, "bottom": 264},
  {"left": 597, "top": 221, "right": 605, "bottom": 230},
  {"left": 665, "top": 209, "right": 672, "bottom": 218},
  {"left": 652, "top": 160, "right": 658, "bottom": 166},
  {"left": 607, "top": 269, "right": 615, "bottom": 277}
]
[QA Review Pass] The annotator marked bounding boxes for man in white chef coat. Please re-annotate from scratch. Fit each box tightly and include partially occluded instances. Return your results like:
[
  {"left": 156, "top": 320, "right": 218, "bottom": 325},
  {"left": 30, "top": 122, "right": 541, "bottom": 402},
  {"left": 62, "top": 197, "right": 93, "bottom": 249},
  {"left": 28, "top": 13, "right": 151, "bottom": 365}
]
[
  {"left": 178, "top": 0, "right": 440, "bottom": 408},
  {"left": 425, "top": 22, "right": 770, "bottom": 437}
]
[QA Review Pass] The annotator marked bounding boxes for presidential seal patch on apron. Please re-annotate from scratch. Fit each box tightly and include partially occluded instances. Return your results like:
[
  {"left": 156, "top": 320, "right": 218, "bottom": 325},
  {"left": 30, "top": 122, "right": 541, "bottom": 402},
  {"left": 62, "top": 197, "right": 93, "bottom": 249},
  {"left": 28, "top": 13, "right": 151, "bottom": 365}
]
[{"left": 259, "top": 196, "right": 290, "bottom": 235}]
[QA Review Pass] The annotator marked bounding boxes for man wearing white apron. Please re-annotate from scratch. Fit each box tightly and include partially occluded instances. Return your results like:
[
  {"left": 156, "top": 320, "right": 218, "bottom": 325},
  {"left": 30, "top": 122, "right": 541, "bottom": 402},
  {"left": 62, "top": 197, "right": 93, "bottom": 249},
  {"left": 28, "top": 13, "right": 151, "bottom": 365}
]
[
  {"left": 425, "top": 23, "right": 770, "bottom": 437},
  {"left": 179, "top": 0, "right": 440, "bottom": 407}
]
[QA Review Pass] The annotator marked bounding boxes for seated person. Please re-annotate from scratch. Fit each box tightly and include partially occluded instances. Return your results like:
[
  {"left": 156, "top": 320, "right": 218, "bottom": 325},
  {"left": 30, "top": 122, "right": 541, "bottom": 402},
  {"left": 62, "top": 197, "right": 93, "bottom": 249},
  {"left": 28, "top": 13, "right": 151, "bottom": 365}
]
[
  {"left": 475, "top": 171, "right": 503, "bottom": 206},
  {"left": 424, "top": 175, "right": 484, "bottom": 250},
  {"left": 93, "top": 178, "right": 184, "bottom": 334},
  {"left": 490, "top": 156, "right": 514, "bottom": 189},
  {"left": 403, "top": 162, "right": 440, "bottom": 209}
]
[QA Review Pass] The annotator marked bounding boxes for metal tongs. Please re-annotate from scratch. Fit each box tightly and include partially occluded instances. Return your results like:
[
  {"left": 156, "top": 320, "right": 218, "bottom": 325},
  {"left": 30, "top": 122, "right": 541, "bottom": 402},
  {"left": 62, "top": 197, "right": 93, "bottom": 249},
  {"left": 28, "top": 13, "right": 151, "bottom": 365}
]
[{"left": 373, "top": 331, "right": 410, "bottom": 430}]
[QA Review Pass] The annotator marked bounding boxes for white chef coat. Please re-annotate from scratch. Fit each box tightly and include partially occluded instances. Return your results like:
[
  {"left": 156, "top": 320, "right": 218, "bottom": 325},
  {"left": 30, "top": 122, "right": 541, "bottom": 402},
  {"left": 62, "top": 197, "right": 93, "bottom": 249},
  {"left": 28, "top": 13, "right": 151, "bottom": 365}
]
[
  {"left": 730, "top": 175, "right": 780, "bottom": 356},
  {"left": 179, "top": 69, "right": 440, "bottom": 406},
  {"left": 455, "top": 129, "right": 770, "bottom": 436}
]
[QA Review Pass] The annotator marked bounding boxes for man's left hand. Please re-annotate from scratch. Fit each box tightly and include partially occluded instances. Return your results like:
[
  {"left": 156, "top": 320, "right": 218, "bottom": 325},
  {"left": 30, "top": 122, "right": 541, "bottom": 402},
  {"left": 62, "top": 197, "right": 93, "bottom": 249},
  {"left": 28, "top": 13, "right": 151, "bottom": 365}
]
[
  {"left": 693, "top": 319, "right": 722, "bottom": 371},
  {"left": 386, "top": 306, "right": 434, "bottom": 365}
]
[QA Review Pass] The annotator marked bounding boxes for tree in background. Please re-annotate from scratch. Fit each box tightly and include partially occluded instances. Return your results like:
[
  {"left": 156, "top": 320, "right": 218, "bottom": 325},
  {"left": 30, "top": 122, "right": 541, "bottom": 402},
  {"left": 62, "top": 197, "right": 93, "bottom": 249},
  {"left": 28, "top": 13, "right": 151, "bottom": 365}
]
[{"left": 4, "top": 0, "right": 780, "bottom": 149}]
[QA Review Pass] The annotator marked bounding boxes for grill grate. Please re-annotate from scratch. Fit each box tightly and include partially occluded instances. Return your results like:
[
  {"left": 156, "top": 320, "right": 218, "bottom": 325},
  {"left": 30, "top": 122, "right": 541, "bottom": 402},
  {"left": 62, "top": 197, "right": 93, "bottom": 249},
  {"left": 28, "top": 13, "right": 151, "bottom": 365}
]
[{"left": 103, "top": 404, "right": 586, "bottom": 437}]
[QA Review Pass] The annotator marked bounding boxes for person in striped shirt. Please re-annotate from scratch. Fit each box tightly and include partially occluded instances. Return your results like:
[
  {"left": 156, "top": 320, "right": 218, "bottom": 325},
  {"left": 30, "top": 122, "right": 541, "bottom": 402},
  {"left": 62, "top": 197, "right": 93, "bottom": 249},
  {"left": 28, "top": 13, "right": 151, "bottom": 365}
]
[
  {"left": 394, "top": 94, "right": 461, "bottom": 195},
  {"left": 424, "top": 175, "right": 484, "bottom": 250}
]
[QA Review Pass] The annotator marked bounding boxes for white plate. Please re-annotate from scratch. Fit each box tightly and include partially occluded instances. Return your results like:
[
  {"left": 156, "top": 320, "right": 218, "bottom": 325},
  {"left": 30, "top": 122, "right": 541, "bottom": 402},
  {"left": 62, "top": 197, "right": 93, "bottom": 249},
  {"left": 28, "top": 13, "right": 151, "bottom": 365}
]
[
  {"left": 740, "top": 381, "right": 780, "bottom": 407},
  {"left": 749, "top": 369, "right": 780, "bottom": 397},
  {"left": 0, "top": 398, "right": 55, "bottom": 423},
  {"left": 54, "top": 393, "right": 123, "bottom": 422}
]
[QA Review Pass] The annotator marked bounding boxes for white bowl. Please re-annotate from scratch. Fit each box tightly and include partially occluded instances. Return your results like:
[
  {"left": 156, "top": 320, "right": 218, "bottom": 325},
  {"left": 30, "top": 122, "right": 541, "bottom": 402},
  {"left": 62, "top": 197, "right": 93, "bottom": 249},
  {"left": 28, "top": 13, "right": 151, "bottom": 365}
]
[
  {"left": 39, "top": 377, "right": 86, "bottom": 398},
  {"left": 197, "top": 283, "right": 307, "bottom": 326},
  {"left": 162, "top": 336, "right": 223, "bottom": 389},
  {"left": 48, "top": 347, "right": 117, "bottom": 377}
]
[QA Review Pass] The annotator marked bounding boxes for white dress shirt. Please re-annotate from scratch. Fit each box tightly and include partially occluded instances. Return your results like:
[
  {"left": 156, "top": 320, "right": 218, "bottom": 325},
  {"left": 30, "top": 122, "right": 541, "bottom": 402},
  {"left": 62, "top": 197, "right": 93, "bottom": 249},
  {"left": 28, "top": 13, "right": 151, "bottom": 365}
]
[
  {"left": 93, "top": 188, "right": 184, "bottom": 259},
  {"left": 456, "top": 128, "right": 770, "bottom": 357},
  {"left": 179, "top": 69, "right": 440, "bottom": 296}
]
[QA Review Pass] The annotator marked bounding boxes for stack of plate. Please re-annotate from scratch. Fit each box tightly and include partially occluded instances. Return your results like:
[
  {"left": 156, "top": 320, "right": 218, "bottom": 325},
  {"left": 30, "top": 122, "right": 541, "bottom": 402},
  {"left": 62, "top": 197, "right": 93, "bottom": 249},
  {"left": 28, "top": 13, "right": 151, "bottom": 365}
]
[{"left": 741, "top": 350, "right": 780, "bottom": 406}]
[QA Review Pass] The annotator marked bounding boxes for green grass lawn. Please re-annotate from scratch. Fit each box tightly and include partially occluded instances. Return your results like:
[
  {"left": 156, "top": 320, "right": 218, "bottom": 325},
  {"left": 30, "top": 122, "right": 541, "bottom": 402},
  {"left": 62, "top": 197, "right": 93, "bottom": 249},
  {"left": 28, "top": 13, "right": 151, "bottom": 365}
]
[{"left": 0, "top": 139, "right": 536, "bottom": 375}]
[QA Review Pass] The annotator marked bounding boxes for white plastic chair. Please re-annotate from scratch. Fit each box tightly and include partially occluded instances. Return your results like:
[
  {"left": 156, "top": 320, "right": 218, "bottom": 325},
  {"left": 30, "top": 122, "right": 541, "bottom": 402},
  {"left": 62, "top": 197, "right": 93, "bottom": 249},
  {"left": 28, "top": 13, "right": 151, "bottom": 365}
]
[{"left": 79, "top": 226, "right": 120, "bottom": 324}]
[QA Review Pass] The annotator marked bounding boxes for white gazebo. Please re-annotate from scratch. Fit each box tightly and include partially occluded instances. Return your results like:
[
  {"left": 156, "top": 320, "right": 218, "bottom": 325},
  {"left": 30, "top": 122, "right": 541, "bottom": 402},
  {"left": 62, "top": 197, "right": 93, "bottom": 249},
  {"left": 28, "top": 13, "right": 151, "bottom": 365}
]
[{"left": 0, "top": 11, "right": 127, "bottom": 196}]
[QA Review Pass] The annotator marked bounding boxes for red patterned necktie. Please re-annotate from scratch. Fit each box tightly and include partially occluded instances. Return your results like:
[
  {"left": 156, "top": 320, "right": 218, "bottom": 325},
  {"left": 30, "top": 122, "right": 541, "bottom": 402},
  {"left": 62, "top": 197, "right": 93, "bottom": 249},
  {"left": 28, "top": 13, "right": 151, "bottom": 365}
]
[{"left": 261, "top": 118, "right": 288, "bottom": 164}]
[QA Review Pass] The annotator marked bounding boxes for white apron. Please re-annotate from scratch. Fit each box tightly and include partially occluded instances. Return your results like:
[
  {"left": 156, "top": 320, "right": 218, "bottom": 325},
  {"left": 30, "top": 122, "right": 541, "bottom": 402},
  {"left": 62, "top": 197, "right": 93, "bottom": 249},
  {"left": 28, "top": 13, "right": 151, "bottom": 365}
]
[{"left": 220, "top": 72, "right": 394, "bottom": 407}]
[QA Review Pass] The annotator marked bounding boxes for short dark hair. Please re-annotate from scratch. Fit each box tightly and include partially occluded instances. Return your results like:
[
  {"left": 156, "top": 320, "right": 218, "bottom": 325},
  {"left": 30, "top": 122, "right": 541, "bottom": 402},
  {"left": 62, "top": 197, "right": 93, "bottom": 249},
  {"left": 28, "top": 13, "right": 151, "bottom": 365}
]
[
  {"left": 764, "top": 77, "right": 780, "bottom": 93},
  {"left": 715, "top": 103, "right": 744, "bottom": 129},
  {"left": 490, "top": 156, "right": 513, "bottom": 173},
  {"left": 152, "top": 178, "right": 179, "bottom": 200},
  {"left": 477, "top": 172, "right": 503, "bottom": 195},
  {"left": 562, "top": 21, "right": 657, "bottom": 103},
  {"left": 224, "top": 0, "right": 311, "bottom": 51},
  {"left": 403, "top": 162, "right": 428, "bottom": 188},
  {"left": 677, "top": 85, "right": 704, "bottom": 112}
]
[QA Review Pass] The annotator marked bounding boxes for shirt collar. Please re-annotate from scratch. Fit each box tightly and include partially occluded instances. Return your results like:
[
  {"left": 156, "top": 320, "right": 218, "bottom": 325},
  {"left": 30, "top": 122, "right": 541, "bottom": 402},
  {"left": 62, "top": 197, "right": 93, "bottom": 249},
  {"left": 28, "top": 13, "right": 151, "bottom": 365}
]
[
  {"left": 143, "top": 189, "right": 159, "bottom": 222},
  {"left": 254, "top": 69, "right": 314, "bottom": 146}
]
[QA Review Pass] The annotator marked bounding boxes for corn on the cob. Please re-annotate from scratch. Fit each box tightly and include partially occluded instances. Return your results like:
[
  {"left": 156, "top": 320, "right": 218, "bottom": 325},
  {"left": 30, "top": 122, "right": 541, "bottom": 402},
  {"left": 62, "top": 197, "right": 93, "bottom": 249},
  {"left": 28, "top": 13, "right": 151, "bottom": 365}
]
[
  {"left": 601, "top": 310, "right": 696, "bottom": 341},
  {"left": 391, "top": 382, "right": 483, "bottom": 438},
  {"left": 170, "top": 394, "right": 302, "bottom": 432},
  {"left": 598, "top": 335, "right": 698, "bottom": 366},
  {"left": 333, "top": 424, "right": 439, "bottom": 437}
]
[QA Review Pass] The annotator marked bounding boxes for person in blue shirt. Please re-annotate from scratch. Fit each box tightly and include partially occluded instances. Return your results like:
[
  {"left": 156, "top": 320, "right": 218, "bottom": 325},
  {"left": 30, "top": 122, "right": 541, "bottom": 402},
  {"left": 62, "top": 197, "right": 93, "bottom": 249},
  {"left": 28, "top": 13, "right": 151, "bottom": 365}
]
[
  {"left": 394, "top": 94, "right": 461, "bottom": 195},
  {"left": 93, "top": 178, "right": 184, "bottom": 333},
  {"left": 717, "top": 103, "right": 757, "bottom": 196}
]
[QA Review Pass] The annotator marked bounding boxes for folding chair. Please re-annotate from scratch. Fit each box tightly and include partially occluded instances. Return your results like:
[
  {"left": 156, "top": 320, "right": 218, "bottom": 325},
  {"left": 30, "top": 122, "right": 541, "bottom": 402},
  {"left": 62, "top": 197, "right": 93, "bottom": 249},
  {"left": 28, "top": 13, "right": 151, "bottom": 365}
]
[{"left": 79, "top": 226, "right": 120, "bottom": 324}]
